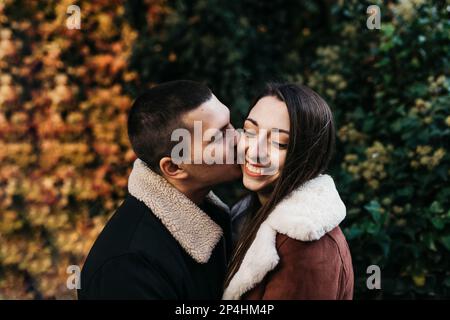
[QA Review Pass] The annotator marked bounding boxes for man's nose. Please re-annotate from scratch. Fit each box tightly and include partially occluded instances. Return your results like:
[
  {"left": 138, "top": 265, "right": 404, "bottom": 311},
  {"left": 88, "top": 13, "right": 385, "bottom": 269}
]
[
  {"left": 233, "top": 129, "right": 241, "bottom": 146},
  {"left": 226, "top": 124, "right": 240, "bottom": 147}
]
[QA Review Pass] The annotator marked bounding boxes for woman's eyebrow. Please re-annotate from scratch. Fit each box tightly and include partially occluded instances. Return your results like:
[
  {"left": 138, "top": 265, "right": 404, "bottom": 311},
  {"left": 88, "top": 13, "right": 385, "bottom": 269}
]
[
  {"left": 245, "top": 118, "right": 258, "bottom": 126},
  {"left": 246, "top": 118, "right": 289, "bottom": 134},
  {"left": 208, "top": 123, "right": 229, "bottom": 141},
  {"left": 272, "top": 128, "right": 290, "bottom": 135}
]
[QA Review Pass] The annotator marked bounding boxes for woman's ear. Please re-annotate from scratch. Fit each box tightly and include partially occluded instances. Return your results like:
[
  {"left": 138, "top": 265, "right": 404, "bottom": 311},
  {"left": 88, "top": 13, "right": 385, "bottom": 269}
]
[{"left": 159, "top": 157, "right": 189, "bottom": 180}]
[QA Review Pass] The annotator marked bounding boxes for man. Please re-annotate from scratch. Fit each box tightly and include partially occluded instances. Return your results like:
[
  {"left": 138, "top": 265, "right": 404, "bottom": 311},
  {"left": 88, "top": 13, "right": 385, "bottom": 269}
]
[{"left": 78, "top": 80, "right": 241, "bottom": 299}]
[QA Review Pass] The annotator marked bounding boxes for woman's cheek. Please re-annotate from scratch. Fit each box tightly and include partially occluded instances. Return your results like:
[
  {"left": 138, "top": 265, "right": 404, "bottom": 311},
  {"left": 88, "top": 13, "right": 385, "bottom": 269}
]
[
  {"left": 279, "top": 149, "right": 287, "bottom": 170},
  {"left": 270, "top": 148, "right": 286, "bottom": 174}
]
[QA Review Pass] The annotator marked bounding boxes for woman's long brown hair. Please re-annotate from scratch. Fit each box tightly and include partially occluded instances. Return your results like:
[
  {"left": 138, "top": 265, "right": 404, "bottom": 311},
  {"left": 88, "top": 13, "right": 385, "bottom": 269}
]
[{"left": 224, "top": 83, "right": 336, "bottom": 289}]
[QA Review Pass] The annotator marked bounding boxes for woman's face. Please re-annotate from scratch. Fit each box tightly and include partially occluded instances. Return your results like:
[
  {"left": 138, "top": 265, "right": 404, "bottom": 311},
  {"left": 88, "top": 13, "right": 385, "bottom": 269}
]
[{"left": 241, "top": 96, "right": 290, "bottom": 193}]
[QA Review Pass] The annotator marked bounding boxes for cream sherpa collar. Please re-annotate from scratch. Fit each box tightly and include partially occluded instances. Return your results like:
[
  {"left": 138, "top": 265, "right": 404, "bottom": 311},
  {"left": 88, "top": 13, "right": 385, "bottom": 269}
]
[
  {"left": 128, "top": 159, "right": 229, "bottom": 264},
  {"left": 223, "top": 174, "right": 346, "bottom": 299}
]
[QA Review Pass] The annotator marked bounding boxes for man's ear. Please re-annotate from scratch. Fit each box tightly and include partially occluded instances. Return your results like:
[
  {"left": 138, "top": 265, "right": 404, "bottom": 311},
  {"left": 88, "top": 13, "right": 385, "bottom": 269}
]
[{"left": 159, "top": 157, "right": 189, "bottom": 180}]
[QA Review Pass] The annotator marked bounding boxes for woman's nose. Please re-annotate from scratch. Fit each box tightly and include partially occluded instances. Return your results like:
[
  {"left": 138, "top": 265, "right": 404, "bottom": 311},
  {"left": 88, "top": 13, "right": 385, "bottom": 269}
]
[{"left": 247, "top": 134, "right": 270, "bottom": 165}]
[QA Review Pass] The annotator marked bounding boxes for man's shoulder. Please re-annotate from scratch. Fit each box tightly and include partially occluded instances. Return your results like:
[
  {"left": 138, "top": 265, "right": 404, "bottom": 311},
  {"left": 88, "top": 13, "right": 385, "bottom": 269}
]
[
  {"left": 96, "top": 194, "right": 154, "bottom": 251},
  {"left": 80, "top": 194, "right": 183, "bottom": 292},
  {"left": 90, "top": 193, "right": 183, "bottom": 256}
]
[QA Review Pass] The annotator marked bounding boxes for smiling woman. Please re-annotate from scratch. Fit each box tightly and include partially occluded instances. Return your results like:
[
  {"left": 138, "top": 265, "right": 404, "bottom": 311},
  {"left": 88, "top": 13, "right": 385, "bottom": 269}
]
[
  {"left": 241, "top": 96, "right": 291, "bottom": 192},
  {"left": 0, "top": 0, "right": 447, "bottom": 303},
  {"left": 223, "top": 83, "right": 353, "bottom": 300}
]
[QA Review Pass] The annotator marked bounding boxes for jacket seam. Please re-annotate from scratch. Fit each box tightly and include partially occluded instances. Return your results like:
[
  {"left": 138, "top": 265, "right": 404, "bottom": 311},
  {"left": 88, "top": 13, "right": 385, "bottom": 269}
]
[{"left": 324, "top": 232, "right": 347, "bottom": 298}]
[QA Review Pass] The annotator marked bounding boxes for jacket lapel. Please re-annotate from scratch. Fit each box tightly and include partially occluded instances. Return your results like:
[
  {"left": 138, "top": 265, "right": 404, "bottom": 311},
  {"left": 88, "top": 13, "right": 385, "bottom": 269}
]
[
  {"left": 223, "top": 174, "right": 346, "bottom": 299},
  {"left": 128, "top": 159, "right": 229, "bottom": 264}
]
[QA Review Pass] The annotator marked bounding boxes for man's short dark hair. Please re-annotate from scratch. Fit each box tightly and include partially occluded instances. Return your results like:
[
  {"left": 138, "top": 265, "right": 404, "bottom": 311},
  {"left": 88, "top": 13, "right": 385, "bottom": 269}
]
[{"left": 127, "top": 80, "right": 212, "bottom": 171}]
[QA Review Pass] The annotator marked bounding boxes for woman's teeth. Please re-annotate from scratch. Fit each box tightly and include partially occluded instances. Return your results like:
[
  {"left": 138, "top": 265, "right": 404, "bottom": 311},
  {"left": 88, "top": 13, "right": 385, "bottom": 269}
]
[{"left": 246, "top": 162, "right": 262, "bottom": 175}]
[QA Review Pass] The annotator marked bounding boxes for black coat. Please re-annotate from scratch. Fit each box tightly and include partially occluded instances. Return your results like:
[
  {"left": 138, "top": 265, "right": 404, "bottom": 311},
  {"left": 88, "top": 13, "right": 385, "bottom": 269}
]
[{"left": 78, "top": 160, "right": 232, "bottom": 300}]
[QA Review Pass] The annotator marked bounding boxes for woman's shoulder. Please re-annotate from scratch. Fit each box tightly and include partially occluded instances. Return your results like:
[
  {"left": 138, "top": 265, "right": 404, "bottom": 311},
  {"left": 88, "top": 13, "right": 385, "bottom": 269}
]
[
  {"left": 275, "top": 227, "right": 350, "bottom": 262},
  {"left": 274, "top": 227, "right": 354, "bottom": 295},
  {"left": 266, "top": 174, "right": 346, "bottom": 241}
]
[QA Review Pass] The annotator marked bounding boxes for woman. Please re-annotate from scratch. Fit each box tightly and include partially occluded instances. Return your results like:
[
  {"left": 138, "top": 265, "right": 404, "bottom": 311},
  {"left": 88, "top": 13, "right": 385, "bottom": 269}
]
[{"left": 223, "top": 83, "right": 353, "bottom": 300}]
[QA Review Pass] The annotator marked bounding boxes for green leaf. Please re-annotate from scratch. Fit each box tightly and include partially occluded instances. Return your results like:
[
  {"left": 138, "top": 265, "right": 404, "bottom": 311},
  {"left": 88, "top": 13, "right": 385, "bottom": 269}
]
[
  {"left": 345, "top": 225, "right": 363, "bottom": 240},
  {"left": 366, "top": 222, "right": 380, "bottom": 235},
  {"left": 430, "top": 201, "right": 444, "bottom": 214},
  {"left": 440, "top": 236, "right": 450, "bottom": 251},
  {"left": 382, "top": 23, "right": 395, "bottom": 37},
  {"left": 365, "top": 200, "right": 382, "bottom": 223},
  {"left": 431, "top": 217, "right": 445, "bottom": 230},
  {"left": 444, "top": 277, "right": 450, "bottom": 288}
]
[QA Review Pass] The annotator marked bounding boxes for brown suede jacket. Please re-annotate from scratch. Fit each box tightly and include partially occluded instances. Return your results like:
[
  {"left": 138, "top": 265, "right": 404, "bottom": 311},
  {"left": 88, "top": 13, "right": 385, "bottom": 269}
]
[{"left": 223, "top": 174, "right": 354, "bottom": 300}]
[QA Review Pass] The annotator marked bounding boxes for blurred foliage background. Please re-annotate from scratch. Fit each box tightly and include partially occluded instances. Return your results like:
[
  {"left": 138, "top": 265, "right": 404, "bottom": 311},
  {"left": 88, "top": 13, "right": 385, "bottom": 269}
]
[{"left": 0, "top": 0, "right": 449, "bottom": 299}]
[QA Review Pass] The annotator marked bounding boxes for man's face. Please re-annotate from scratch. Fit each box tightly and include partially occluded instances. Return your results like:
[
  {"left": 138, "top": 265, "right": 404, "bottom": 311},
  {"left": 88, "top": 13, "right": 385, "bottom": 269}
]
[{"left": 177, "top": 94, "right": 242, "bottom": 187}]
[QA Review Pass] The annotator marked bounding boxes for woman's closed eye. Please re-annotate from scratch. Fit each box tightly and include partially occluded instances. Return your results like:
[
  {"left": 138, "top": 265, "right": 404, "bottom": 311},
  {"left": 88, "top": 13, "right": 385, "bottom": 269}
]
[
  {"left": 272, "top": 141, "right": 288, "bottom": 149},
  {"left": 243, "top": 128, "right": 257, "bottom": 137}
]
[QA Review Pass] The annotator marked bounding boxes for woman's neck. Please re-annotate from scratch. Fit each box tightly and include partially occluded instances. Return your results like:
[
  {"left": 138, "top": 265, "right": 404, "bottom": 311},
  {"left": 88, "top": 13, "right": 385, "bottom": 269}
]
[{"left": 257, "top": 192, "right": 270, "bottom": 206}]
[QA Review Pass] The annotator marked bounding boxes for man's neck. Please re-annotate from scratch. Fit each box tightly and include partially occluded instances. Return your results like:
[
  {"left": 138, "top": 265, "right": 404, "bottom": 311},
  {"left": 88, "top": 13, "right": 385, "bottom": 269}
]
[
  {"left": 181, "top": 187, "right": 210, "bottom": 206},
  {"left": 165, "top": 177, "right": 210, "bottom": 205}
]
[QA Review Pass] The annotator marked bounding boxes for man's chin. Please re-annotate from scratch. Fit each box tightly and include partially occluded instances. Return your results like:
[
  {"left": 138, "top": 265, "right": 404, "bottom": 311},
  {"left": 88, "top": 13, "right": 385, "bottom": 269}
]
[
  {"left": 226, "top": 163, "right": 243, "bottom": 180},
  {"left": 215, "top": 163, "right": 242, "bottom": 182}
]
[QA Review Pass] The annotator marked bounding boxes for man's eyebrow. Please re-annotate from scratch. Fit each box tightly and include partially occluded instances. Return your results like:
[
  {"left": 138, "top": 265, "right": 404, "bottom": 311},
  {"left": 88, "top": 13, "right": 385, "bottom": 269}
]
[
  {"left": 213, "top": 123, "right": 229, "bottom": 135},
  {"left": 220, "top": 122, "right": 230, "bottom": 131}
]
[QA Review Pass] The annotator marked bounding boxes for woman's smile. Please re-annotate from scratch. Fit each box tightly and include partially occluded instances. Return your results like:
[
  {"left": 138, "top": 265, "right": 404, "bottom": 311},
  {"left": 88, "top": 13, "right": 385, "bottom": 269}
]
[{"left": 243, "top": 161, "right": 267, "bottom": 177}]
